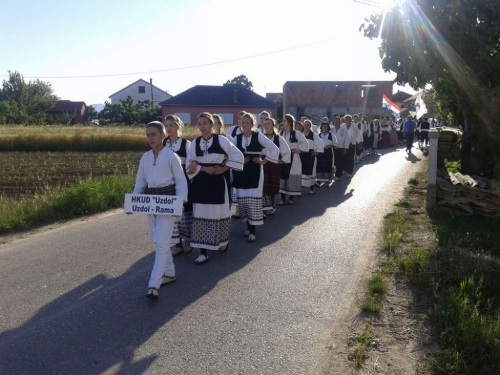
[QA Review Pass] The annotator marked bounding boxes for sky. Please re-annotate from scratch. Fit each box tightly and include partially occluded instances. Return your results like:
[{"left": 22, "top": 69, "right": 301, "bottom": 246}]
[{"left": 0, "top": 0, "right": 413, "bottom": 106}]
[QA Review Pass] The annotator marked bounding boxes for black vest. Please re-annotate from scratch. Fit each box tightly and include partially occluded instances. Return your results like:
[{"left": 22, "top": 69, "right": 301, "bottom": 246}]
[
  {"left": 235, "top": 132, "right": 264, "bottom": 154},
  {"left": 164, "top": 137, "right": 187, "bottom": 158},
  {"left": 195, "top": 134, "right": 226, "bottom": 157}
]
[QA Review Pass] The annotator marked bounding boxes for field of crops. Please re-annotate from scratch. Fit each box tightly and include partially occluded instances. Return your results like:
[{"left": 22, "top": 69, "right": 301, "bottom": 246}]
[{"left": 1, "top": 152, "right": 143, "bottom": 199}]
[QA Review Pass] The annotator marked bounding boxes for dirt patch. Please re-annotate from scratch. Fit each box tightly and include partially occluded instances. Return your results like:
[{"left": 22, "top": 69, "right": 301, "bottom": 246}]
[{"left": 319, "top": 174, "right": 437, "bottom": 374}]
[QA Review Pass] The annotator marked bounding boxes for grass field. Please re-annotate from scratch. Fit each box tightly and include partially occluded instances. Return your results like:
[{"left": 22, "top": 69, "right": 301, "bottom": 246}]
[{"left": 0, "top": 125, "right": 206, "bottom": 151}]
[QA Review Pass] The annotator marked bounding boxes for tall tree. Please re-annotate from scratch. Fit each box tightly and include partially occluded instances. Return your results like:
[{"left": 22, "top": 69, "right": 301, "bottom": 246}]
[
  {"left": 360, "top": 0, "right": 500, "bottom": 175},
  {"left": 223, "top": 75, "right": 253, "bottom": 90},
  {"left": 0, "top": 71, "right": 58, "bottom": 124}
]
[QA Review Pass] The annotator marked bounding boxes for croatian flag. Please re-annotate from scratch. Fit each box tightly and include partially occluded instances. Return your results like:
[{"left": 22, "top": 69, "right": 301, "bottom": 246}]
[{"left": 382, "top": 94, "right": 401, "bottom": 115}]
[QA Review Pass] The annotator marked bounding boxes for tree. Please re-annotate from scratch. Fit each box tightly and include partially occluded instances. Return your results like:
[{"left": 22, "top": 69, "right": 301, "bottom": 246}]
[
  {"left": 97, "top": 97, "right": 161, "bottom": 125},
  {"left": 223, "top": 75, "right": 253, "bottom": 90},
  {"left": 0, "top": 71, "right": 58, "bottom": 124},
  {"left": 85, "top": 105, "right": 98, "bottom": 122},
  {"left": 360, "top": 0, "right": 500, "bottom": 176}
]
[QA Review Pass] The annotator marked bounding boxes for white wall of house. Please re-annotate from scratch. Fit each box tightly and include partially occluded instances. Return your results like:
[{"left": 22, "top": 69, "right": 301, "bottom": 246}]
[{"left": 109, "top": 80, "right": 171, "bottom": 105}]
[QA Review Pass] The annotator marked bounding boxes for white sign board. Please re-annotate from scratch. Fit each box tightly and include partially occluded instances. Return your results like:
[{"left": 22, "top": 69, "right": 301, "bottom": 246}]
[{"left": 124, "top": 194, "right": 183, "bottom": 216}]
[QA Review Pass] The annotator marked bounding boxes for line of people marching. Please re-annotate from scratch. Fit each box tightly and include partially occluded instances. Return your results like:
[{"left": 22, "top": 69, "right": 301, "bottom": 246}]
[{"left": 132, "top": 111, "right": 391, "bottom": 299}]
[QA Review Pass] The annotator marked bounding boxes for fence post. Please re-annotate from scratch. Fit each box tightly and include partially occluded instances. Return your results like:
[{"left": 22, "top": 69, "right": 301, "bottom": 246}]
[{"left": 426, "top": 129, "right": 440, "bottom": 212}]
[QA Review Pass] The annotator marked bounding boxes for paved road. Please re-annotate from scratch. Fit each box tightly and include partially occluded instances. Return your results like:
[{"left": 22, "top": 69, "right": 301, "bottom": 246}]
[{"left": 0, "top": 145, "right": 424, "bottom": 375}]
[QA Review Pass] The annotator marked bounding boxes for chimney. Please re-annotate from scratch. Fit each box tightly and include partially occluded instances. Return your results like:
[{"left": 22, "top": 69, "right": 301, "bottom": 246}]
[{"left": 233, "top": 89, "right": 238, "bottom": 104}]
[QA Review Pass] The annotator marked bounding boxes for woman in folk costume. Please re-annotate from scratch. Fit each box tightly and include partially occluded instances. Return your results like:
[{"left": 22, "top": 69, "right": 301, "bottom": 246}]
[
  {"left": 162, "top": 115, "right": 194, "bottom": 256},
  {"left": 330, "top": 115, "right": 347, "bottom": 181},
  {"left": 131, "top": 121, "right": 188, "bottom": 299},
  {"left": 212, "top": 113, "right": 224, "bottom": 135},
  {"left": 279, "top": 114, "right": 309, "bottom": 205},
  {"left": 261, "top": 117, "right": 291, "bottom": 215},
  {"left": 380, "top": 118, "right": 391, "bottom": 148},
  {"left": 388, "top": 119, "right": 399, "bottom": 146},
  {"left": 352, "top": 114, "right": 364, "bottom": 163},
  {"left": 300, "top": 119, "right": 324, "bottom": 194},
  {"left": 316, "top": 120, "right": 338, "bottom": 187},
  {"left": 225, "top": 111, "right": 245, "bottom": 218},
  {"left": 370, "top": 119, "right": 381, "bottom": 155},
  {"left": 231, "top": 113, "right": 280, "bottom": 242},
  {"left": 186, "top": 112, "right": 244, "bottom": 265},
  {"left": 343, "top": 114, "right": 363, "bottom": 178}
]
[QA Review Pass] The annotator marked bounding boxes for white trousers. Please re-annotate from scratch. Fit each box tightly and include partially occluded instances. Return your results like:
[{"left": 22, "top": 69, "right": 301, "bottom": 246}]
[{"left": 147, "top": 215, "right": 176, "bottom": 289}]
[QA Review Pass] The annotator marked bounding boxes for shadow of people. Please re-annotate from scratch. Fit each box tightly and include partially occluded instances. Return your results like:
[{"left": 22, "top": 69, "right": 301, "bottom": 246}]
[
  {"left": 0, "top": 239, "right": 261, "bottom": 374},
  {"left": 405, "top": 152, "right": 422, "bottom": 163}
]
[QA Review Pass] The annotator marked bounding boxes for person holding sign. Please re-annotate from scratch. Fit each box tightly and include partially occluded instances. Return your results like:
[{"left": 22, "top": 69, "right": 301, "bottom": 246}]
[
  {"left": 131, "top": 121, "right": 188, "bottom": 300},
  {"left": 187, "top": 112, "right": 244, "bottom": 265}
]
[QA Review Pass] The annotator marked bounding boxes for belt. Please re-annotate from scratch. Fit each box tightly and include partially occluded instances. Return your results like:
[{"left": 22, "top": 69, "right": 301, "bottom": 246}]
[{"left": 143, "top": 184, "right": 175, "bottom": 195}]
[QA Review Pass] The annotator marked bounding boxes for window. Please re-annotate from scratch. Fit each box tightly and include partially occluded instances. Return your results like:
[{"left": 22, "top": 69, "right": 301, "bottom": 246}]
[
  {"left": 175, "top": 113, "right": 191, "bottom": 125},
  {"left": 138, "top": 86, "right": 146, "bottom": 94},
  {"left": 218, "top": 113, "right": 233, "bottom": 125}
]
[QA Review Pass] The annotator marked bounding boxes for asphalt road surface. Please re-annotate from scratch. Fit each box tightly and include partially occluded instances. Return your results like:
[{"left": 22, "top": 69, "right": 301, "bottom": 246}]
[{"left": 0, "top": 145, "right": 425, "bottom": 375}]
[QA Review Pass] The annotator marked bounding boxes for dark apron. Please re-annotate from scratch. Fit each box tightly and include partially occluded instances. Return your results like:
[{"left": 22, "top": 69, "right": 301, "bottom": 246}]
[
  {"left": 191, "top": 163, "right": 227, "bottom": 205},
  {"left": 232, "top": 153, "right": 261, "bottom": 189},
  {"left": 300, "top": 150, "right": 315, "bottom": 175}
]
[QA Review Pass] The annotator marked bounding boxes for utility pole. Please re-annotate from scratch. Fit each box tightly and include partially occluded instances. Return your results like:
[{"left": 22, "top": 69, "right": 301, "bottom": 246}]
[{"left": 150, "top": 78, "right": 154, "bottom": 102}]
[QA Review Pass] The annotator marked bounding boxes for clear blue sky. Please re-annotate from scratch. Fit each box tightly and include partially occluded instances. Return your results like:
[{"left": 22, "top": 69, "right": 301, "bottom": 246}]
[{"left": 0, "top": 0, "right": 412, "bottom": 105}]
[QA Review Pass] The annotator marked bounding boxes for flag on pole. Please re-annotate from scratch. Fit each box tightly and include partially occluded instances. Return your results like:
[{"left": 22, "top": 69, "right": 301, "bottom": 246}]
[
  {"left": 415, "top": 92, "right": 428, "bottom": 119},
  {"left": 382, "top": 94, "right": 401, "bottom": 115}
]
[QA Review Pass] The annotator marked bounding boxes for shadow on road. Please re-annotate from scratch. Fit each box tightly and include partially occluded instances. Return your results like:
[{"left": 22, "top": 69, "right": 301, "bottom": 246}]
[{"left": 0, "top": 149, "right": 407, "bottom": 374}]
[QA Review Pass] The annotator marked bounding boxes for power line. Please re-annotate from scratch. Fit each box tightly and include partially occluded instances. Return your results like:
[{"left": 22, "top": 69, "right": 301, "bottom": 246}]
[
  {"left": 352, "top": 0, "right": 384, "bottom": 8},
  {"left": 1, "top": 38, "right": 336, "bottom": 80}
]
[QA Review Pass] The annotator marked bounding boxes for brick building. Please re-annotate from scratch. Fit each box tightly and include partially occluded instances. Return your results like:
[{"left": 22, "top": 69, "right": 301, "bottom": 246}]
[
  {"left": 283, "top": 81, "right": 396, "bottom": 122},
  {"left": 159, "top": 85, "right": 276, "bottom": 125},
  {"left": 46, "top": 100, "right": 86, "bottom": 124}
]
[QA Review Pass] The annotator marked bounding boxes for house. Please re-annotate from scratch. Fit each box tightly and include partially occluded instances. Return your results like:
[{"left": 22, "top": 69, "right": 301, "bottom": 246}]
[
  {"left": 402, "top": 91, "right": 435, "bottom": 119},
  {"left": 390, "top": 90, "right": 414, "bottom": 117},
  {"left": 159, "top": 85, "right": 277, "bottom": 125},
  {"left": 108, "top": 79, "right": 172, "bottom": 106},
  {"left": 47, "top": 100, "right": 86, "bottom": 124},
  {"left": 283, "top": 81, "right": 396, "bottom": 122}
]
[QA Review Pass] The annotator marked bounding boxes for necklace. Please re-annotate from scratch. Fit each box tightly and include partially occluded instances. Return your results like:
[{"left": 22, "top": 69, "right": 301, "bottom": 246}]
[
  {"left": 244, "top": 133, "right": 252, "bottom": 148},
  {"left": 202, "top": 137, "right": 211, "bottom": 155},
  {"left": 265, "top": 132, "right": 274, "bottom": 140}
]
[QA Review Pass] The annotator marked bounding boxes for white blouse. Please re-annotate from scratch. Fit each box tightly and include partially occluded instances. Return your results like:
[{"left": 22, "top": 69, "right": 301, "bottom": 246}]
[
  {"left": 133, "top": 148, "right": 188, "bottom": 202},
  {"left": 186, "top": 135, "right": 244, "bottom": 179},
  {"left": 232, "top": 131, "right": 280, "bottom": 164},
  {"left": 331, "top": 126, "right": 347, "bottom": 149},
  {"left": 303, "top": 131, "right": 325, "bottom": 153},
  {"left": 319, "top": 132, "right": 339, "bottom": 148}
]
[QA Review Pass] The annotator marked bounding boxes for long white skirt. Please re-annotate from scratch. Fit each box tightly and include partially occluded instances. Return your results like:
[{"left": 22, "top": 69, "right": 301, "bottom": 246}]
[{"left": 280, "top": 153, "right": 303, "bottom": 196}]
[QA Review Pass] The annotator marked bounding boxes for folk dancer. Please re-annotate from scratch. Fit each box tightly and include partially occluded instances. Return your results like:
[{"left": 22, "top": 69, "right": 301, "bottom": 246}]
[
  {"left": 231, "top": 113, "right": 279, "bottom": 242},
  {"left": 262, "top": 117, "right": 291, "bottom": 215},
  {"left": 343, "top": 114, "right": 363, "bottom": 178},
  {"left": 279, "top": 114, "right": 309, "bottom": 204},
  {"left": 301, "top": 119, "right": 324, "bottom": 194},
  {"left": 186, "top": 112, "right": 244, "bottom": 265},
  {"left": 131, "top": 121, "right": 188, "bottom": 300},
  {"left": 331, "top": 115, "right": 347, "bottom": 180},
  {"left": 317, "top": 120, "right": 338, "bottom": 187},
  {"left": 163, "top": 115, "right": 193, "bottom": 256}
]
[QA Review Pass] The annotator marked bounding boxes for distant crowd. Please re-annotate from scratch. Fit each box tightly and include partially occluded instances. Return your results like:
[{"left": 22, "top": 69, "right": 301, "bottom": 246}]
[{"left": 130, "top": 110, "right": 427, "bottom": 299}]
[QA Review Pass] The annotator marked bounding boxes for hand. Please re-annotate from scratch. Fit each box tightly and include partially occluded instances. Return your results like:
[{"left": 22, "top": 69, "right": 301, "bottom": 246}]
[
  {"left": 253, "top": 157, "right": 267, "bottom": 165},
  {"left": 278, "top": 160, "right": 283, "bottom": 164},
  {"left": 187, "top": 161, "right": 198, "bottom": 174},
  {"left": 243, "top": 157, "right": 251, "bottom": 164},
  {"left": 292, "top": 149, "right": 301, "bottom": 154},
  {"left": 343, "top": 149, "right": 348, "bottom": 155},
  {"left": 312, "top": 152, "right": 319, "bottom": 156},
  {"left": 213, "top": 165, "right": 228, "bottom": 175},
  {"left": 201, "top": 166, "right": 215, "bottom": 175}
]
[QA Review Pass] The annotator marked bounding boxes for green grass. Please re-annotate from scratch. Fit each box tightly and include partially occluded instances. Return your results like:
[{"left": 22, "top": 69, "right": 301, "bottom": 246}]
[
  {"left": 348, "top": 324, "right": 378, "bottom": 369},
  {"left": 0, "top": 174, "right": 134, "bottom": 233},
  {"left": 359, "top": 272, "right": 388, "bottom": 314},
  {"left": 376, "top": 171, "right": 500, "bottom": 374}
]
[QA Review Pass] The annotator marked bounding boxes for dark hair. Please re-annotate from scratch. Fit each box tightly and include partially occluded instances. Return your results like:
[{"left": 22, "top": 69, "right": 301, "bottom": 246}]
[
  {"left": 284, "top": 113, "right": 295, "bottom": 131},
  {"left": 320, "top": 122, "right": 330, "bottom": 132},
  {"left": 198, "top": 112, "right": 214, "bottom": 124}
]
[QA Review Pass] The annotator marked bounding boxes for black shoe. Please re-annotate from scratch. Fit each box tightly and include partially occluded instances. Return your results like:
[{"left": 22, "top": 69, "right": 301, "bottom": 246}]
[{"left": 146, "top": 287, "right": 159, "bottom": 300}]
